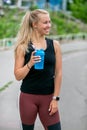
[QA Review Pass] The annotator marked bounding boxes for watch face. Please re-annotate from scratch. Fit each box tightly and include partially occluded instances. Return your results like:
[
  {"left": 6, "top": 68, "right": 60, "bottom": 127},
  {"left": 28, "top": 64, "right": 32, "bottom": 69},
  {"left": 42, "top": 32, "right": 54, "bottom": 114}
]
[
  {"left": 56, "top": 97, "right": 59, "bottom": 100},
  {"left": 53, "top": 96, "right": 60, "bottom": 101}
]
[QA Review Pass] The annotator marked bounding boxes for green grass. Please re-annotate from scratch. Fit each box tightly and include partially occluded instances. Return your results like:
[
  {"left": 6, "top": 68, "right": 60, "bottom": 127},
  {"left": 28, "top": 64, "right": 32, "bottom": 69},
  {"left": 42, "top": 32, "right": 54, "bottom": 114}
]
[
  {"left": 0, "top": 8, "right": 25, "bottom": 39},
  {"left": 0, "top": 7, "right": 87, "bottom": 39},
  {"left": 50, "top": 11, "right": 86, "bottom": 35},
  {"left": 0, "top": 81, "right": 13, "bottom": 92}
]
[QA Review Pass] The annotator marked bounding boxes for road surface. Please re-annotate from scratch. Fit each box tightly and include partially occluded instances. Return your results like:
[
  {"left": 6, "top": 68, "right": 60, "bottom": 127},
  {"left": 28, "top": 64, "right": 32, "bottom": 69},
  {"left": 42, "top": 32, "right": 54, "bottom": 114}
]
[{"left": 0, "top": 40, "right": 87, "bottom": 130}]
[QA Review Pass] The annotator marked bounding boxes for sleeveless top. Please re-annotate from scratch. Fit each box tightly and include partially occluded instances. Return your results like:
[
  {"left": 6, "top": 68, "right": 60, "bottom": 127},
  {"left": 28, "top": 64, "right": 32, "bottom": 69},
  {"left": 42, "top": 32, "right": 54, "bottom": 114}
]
[{"left": 20, "top": 38, "right": 56, "bottom": 95}]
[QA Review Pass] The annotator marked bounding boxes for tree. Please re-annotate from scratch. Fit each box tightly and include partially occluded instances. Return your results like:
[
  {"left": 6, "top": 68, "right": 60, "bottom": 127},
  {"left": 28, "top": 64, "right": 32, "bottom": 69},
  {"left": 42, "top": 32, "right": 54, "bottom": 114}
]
[{"left": 69, "top": 0, "right": 87, "bottom": 23}]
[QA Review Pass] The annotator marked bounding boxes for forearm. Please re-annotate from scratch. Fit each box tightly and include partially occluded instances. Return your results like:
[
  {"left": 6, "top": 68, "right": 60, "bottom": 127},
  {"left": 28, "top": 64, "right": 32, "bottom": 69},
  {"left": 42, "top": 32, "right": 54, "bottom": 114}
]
[
  {"left": 53, "top": 72, "right": 62, "bottom": 96},
  {"left": 14, "top": 63, "right": 31, "bottom": 81}
]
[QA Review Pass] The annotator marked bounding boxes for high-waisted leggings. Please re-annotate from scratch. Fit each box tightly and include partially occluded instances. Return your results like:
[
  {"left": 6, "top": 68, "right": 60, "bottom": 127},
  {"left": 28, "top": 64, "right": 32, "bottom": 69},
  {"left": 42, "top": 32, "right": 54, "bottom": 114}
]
[{"left": 19, "top": 92, "right": 61, "bottom": 130}]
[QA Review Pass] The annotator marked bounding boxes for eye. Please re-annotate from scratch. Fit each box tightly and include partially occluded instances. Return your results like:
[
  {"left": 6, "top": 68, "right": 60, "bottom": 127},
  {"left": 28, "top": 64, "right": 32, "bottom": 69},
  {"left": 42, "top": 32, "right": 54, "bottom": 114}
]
[
  {"left": 43, "top": 20, "right": 51, "bottom": 24},
  {"left": 49, "top": 20, "right": 51, "bottom": 24}
]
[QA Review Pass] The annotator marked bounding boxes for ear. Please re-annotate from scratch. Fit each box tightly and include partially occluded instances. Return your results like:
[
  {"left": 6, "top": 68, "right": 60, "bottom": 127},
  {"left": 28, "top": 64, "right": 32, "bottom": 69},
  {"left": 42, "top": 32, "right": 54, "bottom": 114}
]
[{"left": 32, "top": 22, "right": 37, "bottom": 28}]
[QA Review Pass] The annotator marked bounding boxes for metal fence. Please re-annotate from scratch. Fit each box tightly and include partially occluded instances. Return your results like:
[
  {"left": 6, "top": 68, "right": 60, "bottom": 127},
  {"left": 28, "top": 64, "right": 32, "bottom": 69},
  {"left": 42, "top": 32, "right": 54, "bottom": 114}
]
[
  {"left": 0, "top": 33, "right": 87, "bottom": 50},
  {"left": 49, "top": 33, "right": 87, "bottom": 42},
  {"left": 0, "top": 38, "right": 16, "bottom": 50}
]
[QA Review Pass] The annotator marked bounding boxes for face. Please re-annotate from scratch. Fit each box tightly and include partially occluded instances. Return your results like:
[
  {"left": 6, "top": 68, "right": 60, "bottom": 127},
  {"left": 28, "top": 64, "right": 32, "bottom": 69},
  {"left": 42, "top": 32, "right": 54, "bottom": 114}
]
[{"left": 34, "top": 13, "right": 51, "bottom": 35}]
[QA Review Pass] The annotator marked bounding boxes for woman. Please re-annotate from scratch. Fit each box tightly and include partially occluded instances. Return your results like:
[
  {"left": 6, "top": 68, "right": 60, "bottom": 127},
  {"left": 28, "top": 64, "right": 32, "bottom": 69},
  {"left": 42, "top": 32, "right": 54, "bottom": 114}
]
[{"left": 14, "top": 9, "right": 62, "bottom": 130}]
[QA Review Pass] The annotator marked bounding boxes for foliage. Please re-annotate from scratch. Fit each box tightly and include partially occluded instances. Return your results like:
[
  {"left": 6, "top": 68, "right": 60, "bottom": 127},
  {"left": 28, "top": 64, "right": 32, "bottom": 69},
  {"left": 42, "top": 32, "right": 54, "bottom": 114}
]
[
  {"left": 0, "top": 81, "right": 13, "bottom": 92},
  {"left": 50, "top": 12, "right": 80, "bottom": 35},
  {"left": 0, "top": 7, "right": 87, "bottom": 39},
  {"left": 69, "top": 0, "right": 87, "bottom": 23},
  {"left": 0, "top": 8, "right": 25, "bottom": 39}
]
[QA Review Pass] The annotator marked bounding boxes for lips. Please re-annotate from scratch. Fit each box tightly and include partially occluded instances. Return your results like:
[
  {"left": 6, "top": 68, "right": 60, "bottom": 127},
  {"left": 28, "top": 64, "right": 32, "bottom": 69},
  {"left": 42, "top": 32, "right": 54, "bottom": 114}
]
[{"left": 45, "top": 28, "right": 50, "bottom": 32}]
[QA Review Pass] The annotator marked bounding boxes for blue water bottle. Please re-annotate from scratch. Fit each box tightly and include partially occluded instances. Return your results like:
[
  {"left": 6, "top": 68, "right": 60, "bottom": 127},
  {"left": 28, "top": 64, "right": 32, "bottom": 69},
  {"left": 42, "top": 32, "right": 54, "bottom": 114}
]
[{"left": 34, "top": 49, "right": 45, "bottom": 70}]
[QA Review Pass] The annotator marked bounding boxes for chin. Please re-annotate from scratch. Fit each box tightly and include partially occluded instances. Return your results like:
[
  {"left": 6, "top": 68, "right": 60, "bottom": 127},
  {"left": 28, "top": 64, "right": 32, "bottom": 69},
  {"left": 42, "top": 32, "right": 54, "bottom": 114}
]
[{"left": 45, "top": 32, "right": 50, "bottom": 35}]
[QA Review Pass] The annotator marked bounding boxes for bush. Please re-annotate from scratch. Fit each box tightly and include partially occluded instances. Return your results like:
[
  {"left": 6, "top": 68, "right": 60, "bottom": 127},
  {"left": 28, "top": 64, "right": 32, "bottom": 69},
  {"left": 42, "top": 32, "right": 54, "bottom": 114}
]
[
  {"left": 0, "top": 7, "right": 87, "bottom": 39},
  {"left": 70, "top": 2, "right": 87, "bottom": 23},
  {"left": 50, "top": 12, "right": 80, "bottom": 35}
]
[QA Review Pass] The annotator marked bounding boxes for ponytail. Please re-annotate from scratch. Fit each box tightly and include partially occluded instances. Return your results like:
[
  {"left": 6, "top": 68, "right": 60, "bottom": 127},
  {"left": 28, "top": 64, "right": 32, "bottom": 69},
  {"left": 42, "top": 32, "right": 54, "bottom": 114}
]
[{"left": 15, "top": 11, "right": 32, "bottom": 53}]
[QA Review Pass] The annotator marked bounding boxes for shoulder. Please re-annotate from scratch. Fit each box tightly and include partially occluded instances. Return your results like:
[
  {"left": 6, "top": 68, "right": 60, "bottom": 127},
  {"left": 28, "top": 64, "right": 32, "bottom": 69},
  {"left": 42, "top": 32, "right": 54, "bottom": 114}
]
[
  {"left": 53, "top": 40, "right": 61, "bottom": 53},
  {"left": 46, "top": 38, "right": 61, "bottom": 52},
  {"left": 46, "top": 37, "right": 61, "bottom": 50},
  {"left": 46, "top": 37, "right": 60, "bottom": 47},
  {"left": 45, "top": 37, "right": 53, "bottom": 43},
  {"left": 15, "top": 44, "right": 25, "bottom": 57}
]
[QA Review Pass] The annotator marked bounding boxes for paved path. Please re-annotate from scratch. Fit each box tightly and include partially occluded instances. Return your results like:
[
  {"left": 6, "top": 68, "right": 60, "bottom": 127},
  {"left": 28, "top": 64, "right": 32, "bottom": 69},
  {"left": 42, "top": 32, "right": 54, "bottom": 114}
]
[
  {"left": 0, "top": 48, "right": 15, "bottom": 87},
  {"left": 61, "top": 52, "right": 87, "bottom": 130},
  {"left": 0, "top": 40, "right": 87, "bottom": 130}
]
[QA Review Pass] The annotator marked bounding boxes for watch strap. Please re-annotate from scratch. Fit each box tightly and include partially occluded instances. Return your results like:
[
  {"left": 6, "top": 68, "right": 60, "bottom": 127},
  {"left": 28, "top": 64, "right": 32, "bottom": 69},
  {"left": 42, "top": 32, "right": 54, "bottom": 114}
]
[{"left": 52, "top": 96, "right": 60, "bottom": 101}]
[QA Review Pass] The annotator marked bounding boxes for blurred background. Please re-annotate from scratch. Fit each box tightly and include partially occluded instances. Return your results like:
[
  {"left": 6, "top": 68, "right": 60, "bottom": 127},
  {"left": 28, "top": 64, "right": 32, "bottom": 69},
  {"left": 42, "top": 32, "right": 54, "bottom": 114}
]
[{"left": 0, "top": 0, "right": 87, "bottom": 39}]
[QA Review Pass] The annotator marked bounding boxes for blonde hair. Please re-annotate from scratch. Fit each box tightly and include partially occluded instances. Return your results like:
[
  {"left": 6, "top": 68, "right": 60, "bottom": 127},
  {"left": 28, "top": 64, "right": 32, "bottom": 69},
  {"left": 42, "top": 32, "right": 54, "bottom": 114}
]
[{"left": 15, "top": 9, "right": 49, "bottom": 54}]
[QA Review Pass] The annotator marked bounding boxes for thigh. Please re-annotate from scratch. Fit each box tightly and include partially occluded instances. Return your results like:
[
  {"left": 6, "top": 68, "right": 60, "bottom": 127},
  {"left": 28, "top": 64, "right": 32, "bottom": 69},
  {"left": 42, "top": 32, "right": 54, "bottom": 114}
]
[
  {"left": 19, "top": 92, "right": 38, "bottom": 125},
  {"left": 38, "top": 94, "right": 60, "bottom": 128}
]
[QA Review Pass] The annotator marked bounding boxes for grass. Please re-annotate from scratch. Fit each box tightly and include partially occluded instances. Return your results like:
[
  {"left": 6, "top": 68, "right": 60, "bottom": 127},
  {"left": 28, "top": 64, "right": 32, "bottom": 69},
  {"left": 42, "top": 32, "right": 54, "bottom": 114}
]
[
  {"left": 0, "top": 7, "right": 87, "bottom": 39},
  {"left": 0, "top": 81, "right": 13, "bottom": 92}
]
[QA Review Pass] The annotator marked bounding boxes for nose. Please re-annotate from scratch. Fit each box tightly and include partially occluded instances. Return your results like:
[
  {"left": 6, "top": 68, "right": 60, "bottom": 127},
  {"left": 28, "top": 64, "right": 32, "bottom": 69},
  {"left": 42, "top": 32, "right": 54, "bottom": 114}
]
[{"left": 47, "top": 22, "right": 51, "bottom": 28}]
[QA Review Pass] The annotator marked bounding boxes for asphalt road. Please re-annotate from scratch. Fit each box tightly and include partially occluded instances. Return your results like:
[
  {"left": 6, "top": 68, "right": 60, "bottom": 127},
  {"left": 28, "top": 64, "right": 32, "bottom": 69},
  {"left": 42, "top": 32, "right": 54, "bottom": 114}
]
[{"left": 0, "top": 40, "right": 87, "bottom": 130}]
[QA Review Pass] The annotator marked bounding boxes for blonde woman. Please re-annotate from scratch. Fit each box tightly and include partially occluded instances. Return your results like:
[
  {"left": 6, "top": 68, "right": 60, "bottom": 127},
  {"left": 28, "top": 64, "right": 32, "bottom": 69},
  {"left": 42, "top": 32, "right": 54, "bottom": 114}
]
[{"left": 14, "top": 9, "right": 62, "bottom": 130}]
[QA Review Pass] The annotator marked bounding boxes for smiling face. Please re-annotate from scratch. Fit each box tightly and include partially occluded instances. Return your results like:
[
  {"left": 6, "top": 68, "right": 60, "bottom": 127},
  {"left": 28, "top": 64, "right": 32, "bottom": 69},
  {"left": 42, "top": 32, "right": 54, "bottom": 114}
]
[{"left": 33, "top": 13, "right": 51, "bottom": 36}]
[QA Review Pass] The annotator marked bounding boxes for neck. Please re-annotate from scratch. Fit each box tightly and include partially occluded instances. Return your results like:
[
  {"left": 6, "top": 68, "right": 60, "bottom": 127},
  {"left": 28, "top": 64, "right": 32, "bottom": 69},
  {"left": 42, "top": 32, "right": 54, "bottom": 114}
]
[
  {"left": 30, "top": 31, "right": 46, "bottom": 50},
  {"left": 31, "top": 31, "right": 45, "bottom": 44}
]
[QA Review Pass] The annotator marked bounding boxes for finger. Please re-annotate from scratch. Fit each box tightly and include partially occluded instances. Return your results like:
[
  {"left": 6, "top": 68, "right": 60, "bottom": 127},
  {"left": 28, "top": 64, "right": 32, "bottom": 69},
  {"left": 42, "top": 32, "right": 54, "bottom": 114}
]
[
  {"left": 48, "top": 104, "right": 52, "bottom": 112},
  {"left": 34, "top": 56, "right": 41, "bottom": 62},
  {"left": 31, "top": 51, "right": 36, "bottom": 56},
  {"left": 34, "top": 56, "right": 41, "bottom": 59},
  {"left": 34, "top": 60, "right": 41, "bottom": 63},
  {"left": 49, "top": 110, "right": 54, "bottom": 116},
  {"left": 49, "top": 108, "right": 57, "bottom": 116}
]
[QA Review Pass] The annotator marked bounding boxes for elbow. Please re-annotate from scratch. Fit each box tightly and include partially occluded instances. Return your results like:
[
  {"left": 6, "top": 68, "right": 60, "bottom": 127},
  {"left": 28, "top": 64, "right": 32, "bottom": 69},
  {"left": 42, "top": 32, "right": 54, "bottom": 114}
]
[
  {"left": 15, "top": 76, "right": 22, "bottom": 81},
  {"left": 14, "top": 75, "right": 22, "bottom": 81},
  {"left": 59, "top": 71, "right": 62, "bottom": 77},
  {"left": 56, "top": 69, "right": 62, "bottom": 75},
  {"left": 59, "top": 71, "right": 62, "bottom": 79},
  {"left": 55, "top": 70, "right": 62, "bottom": 79},
  {"left": 14, "top": 71, "right": 22, "bottom": 81}
]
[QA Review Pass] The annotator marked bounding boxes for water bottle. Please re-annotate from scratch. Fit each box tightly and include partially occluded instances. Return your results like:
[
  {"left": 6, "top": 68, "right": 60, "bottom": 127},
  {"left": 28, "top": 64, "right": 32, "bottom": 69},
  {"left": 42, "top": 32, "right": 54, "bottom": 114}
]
[{"left": 34, "top": 49, "right": 45, "bottom": 70}]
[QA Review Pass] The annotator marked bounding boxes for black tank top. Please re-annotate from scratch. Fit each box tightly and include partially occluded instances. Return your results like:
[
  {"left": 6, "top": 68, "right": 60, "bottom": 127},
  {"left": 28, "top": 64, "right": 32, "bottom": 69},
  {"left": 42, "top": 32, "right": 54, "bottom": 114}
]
[{"left": 20, "top": 38, "right": 56, "bottom": 95}]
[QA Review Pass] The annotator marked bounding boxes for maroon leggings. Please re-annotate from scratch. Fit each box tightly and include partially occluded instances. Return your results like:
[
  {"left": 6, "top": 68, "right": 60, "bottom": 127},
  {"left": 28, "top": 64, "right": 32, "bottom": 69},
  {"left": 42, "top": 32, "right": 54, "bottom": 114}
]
[{"left": 19, "top": 92, "right": 60, "bottom": 129}]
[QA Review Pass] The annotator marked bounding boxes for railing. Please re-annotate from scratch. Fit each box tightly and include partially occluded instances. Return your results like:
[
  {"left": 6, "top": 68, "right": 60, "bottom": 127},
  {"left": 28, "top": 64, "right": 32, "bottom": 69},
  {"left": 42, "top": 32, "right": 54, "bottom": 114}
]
[
  {"left": 0, "top": 38, "right": 16, "bottom": 50},
  {"left": 49, "top": 33, "right": 87, "bottom": 43},
  {"left": 0, "top": 33, "right": 87, "bottom": 50}
]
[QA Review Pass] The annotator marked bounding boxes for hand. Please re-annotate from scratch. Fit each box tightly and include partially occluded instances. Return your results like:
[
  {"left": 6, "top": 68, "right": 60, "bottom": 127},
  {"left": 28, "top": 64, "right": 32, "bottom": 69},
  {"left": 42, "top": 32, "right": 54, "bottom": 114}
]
[
  {"left": 48, "top": 100, "right": 58, "bottom": 116},
  {"left": 28, "top": 51, "right": 41, "bottom": 67}
]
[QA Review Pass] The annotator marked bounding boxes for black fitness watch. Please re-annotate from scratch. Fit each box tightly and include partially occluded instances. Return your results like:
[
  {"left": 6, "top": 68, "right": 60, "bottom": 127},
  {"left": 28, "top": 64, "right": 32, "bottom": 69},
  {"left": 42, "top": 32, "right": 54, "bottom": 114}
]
[{"left": 52, "top": 96, "right": 60, "bottom": 101}]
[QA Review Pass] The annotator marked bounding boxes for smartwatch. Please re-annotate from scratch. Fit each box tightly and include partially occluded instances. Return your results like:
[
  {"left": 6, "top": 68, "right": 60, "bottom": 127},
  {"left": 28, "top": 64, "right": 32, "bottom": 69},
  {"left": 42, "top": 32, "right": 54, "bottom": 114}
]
[{"left": 52, "top": 96, "right": 60, "bottom": 101}]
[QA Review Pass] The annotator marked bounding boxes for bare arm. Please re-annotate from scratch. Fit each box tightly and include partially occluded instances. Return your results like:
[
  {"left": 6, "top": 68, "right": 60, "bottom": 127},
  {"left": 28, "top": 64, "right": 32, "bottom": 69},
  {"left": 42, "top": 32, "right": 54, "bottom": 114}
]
[
  {"left": 14, "top": 45, "right": 31, "bottom": 81},
  {"left": 14, "top": 45, "right": 41, "bottom": 81},
  {"left": 53, "top": 40, "right": 62, "bottom": 97},
  {"left": 49, "top": 40, "right": 62, "bottom": 116}
]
